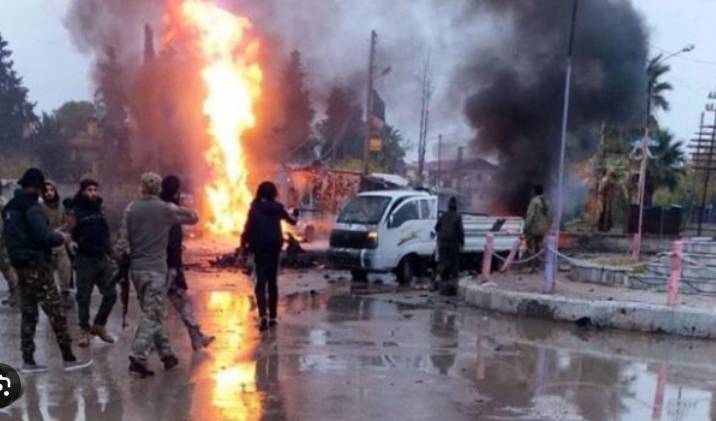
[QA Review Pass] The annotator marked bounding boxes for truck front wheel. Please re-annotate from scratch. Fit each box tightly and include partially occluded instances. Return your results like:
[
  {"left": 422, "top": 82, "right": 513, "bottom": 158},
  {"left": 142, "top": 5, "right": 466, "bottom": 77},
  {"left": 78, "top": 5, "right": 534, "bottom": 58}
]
[
  {"left": 351, "top": 269, "right": 368, "bottom": 282},
  {"left": 396, "top": 255, "right": 417, "bottom": 285}
]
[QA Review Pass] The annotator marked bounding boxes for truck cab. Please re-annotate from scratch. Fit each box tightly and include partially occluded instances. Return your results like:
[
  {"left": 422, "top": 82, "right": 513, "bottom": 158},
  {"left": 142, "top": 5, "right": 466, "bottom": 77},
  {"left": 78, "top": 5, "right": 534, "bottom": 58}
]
[{"left": 328, "top": 190, "right": 438, "bottom": 282}]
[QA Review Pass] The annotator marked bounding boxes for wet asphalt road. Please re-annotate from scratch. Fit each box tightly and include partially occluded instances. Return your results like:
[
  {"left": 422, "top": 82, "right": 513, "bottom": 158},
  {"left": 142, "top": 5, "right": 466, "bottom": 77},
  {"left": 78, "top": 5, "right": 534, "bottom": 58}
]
[{"left": 2, "top": 259, "right": 716, "bottom": 420}]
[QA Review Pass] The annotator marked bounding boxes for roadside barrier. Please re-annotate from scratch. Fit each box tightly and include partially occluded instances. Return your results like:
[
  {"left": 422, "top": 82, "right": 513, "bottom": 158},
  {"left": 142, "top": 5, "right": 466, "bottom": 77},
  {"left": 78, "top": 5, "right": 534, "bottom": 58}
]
[
  {"left": 479, "top": 233, "right": 494, "bottom": 283},
  {"left": 666, "top": 241, "right": 683, "bottom": 306},
  {"left": 543, "top": 235, "right": 557, "bottom": 293},
  {"left": 480, "top": 235, "right": 694, "bottom": 301},
  {"left": 499, "top": 237, "right": 523, "bottom": 273}
]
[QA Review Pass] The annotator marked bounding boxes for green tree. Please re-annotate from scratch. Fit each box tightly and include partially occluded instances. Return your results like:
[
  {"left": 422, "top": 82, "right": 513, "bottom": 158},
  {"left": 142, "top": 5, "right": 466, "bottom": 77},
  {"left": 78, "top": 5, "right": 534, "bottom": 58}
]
[
  {"left": 282, "top": 50, "right": 315, "bottom": 162},
  {"left": 317, "top": 86, "right": 364, "bottom": 162},
  {"left": 373, "top": 125, "right": 407, "bottom": 173},
  {"left": 0, "top": 33, "right": 36, "bottom": 149},
  {"left": 647, "top": 54, "right": 673, "bottom": 127},
  {"left": 652, "top": 173, "right": 689, "bottom": 208},
  {"left": 648, "top": 128, "right": 684, "bottom": 190},
  {"left": 34, "top": 101, "right": 97, "bottom": 182},
  {"left": 34, "top": 112, "right": 71, "bottom": 180},
  {"left": 55, "top": 101, "right": 96, "bottom": 138},
  {"left": 95, "top": 46, "right": 130, "bottom": 176}
]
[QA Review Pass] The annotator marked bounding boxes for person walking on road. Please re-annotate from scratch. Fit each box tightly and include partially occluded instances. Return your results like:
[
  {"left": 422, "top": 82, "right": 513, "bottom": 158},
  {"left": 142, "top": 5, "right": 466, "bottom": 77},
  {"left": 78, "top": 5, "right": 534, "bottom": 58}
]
[
  {"left": 67, "top": 179, "right": 117, "bottom": 347},
  {"left": 116, "top": 172, "right": 199, "bottom": 378},
  {"left": 524, "top": 184, "right": 551, "bottom": 272},
  {"left": 0, "top": 196, "right": 19, "bottom": 307},
  {"left": 240, "top": 181, "right": 298, "bottom": 332},
  {"left": 1, "top": 168, "right": 92, "bottom": 373},
  {"left": 41, "top": 180, "right": 73, "bottom": 309},
  {"left": 435, "top": 197, "right": 464, "bottom": 296},
  {"left": 160, "top": 175, "right": 214, "bottom": 351}
]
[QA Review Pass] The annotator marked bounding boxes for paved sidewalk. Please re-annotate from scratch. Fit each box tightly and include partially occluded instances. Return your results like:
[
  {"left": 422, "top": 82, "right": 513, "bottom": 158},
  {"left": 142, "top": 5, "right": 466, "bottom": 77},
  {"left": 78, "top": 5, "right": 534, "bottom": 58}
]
[{"left": 459, "top": 272, "right": 716, "bottom": 339}]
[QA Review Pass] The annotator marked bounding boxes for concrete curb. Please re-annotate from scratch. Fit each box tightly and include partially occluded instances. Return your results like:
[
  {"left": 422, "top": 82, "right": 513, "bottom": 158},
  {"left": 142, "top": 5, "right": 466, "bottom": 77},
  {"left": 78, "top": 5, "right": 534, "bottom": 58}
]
[{"left": 459, "top": 278, "right": 716, "bottom": 339}]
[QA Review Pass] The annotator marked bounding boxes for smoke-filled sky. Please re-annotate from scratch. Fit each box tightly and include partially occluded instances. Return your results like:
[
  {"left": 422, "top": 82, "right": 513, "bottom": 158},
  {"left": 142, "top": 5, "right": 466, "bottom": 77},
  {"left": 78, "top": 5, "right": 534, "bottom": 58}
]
[{"left": 1, "top": 0, "right": 715, "bottom": 164}]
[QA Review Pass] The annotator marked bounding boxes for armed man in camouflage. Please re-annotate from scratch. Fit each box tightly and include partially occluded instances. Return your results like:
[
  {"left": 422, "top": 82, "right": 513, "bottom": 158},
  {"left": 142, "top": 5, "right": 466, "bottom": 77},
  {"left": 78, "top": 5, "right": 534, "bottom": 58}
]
[
  {"left": 41, "top": 180, "right": 73, "bottom": 308},
  {"left": 0, "top": 196, "right": 19, "bottom": 307},
  {"left": 2, "top": 168, "right": 92, "bottom": 373},
  {"left": 116, "top": 172, "right": 199, "bottom": 378},
  {"left": 524, "top": 184, "right": 551, "bottom": 272}
]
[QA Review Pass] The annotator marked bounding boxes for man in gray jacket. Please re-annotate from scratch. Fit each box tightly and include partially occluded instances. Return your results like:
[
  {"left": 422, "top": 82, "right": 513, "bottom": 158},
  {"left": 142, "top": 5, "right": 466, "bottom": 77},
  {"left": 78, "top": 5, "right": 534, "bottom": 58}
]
[{"left": 116, "top": 172, "right": 199, "bottom": 378}]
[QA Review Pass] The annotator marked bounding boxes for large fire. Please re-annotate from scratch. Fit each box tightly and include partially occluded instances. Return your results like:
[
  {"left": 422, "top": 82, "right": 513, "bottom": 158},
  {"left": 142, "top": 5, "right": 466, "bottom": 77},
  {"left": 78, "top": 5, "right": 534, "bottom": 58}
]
[{"left": 177, "top": 0, "right": 263, "bottom": 236}]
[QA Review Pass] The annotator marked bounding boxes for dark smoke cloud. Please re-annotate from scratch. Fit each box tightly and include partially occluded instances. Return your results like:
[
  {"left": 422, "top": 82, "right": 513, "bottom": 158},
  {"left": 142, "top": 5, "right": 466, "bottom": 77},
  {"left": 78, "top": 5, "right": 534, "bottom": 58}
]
[
  {"left": 64, "top": 0, "right": 163, "bottom": 72},
  {"left": 458, "top": 0, "right": 648, "bottom": 213},
  {"left": 63, "top": 0, "right": 649, "bottom": 216}
]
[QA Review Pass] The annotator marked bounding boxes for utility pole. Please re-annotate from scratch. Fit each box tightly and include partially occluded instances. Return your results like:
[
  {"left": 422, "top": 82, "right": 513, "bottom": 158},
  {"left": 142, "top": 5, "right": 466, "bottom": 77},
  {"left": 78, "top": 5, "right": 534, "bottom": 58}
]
[
  {"left": 456, "top": 146, "right": 464, "bottom": 192},
  {"left": 437, "top": 134, "right": 443, "bottom": 188},
  {"left": 362, "top": 30, "right": 378, "bottom": 175},
  {"left": 553, "top": 0, "right": 579, "bottom": 247},
  {"left": 691, "top": 109, "right": 716, "bottom": 235},
  {"left": 633, "top": 43, "right": 695, "bottom": 259},
  {"left": 417, "top": 56, "right": 433, "bottom": 186}
]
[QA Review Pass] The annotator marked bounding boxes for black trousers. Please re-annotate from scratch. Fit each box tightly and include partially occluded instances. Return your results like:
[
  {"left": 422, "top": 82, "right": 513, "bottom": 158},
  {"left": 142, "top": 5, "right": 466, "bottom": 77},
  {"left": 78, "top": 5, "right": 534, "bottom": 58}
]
[{"left": 254, "top": 252, "right": 280, "bottom": 319}]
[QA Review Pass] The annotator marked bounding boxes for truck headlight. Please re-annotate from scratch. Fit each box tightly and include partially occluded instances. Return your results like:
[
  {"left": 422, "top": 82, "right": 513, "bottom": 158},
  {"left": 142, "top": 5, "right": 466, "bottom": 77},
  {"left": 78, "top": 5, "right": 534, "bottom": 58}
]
[{"left": 367, "top": 231, "right": 379, "bottom": 248}]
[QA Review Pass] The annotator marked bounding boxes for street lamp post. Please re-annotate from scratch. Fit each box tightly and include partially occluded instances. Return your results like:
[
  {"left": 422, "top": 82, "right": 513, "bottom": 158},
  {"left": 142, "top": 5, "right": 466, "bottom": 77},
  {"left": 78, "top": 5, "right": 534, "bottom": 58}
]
[
  {"left": 632, "top": 44, "right": 694, "bottom": 261},
  {"left": 548, "top": 0, "right": 579, "bottom": 290}
]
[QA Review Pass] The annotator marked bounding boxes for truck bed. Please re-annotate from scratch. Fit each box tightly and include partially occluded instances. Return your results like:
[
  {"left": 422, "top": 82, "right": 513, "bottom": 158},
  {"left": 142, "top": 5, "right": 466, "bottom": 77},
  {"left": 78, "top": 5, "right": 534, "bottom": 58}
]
[{"left": 461, "top": 215, "right": 523, "bottom": 253}]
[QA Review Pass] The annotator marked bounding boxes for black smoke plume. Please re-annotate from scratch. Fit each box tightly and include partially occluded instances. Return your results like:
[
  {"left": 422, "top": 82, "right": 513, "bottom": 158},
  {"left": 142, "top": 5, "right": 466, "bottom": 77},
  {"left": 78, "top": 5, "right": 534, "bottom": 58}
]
[
  {"left": 460, "top": 0, "right": 648, "bottom": 214},
  {"left": 63, "top": 0, "right": 650, "bottom": 217}
]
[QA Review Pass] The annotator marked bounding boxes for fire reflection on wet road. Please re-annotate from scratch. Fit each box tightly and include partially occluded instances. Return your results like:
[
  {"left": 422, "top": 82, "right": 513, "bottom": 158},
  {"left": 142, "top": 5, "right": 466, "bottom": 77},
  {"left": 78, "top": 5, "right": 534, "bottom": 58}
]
[
  {"left": 202, "top": 291, "right": 260, "bottom": 421},
  {"left": 2, "top": 267, "right": 716, "bottom": 420}
]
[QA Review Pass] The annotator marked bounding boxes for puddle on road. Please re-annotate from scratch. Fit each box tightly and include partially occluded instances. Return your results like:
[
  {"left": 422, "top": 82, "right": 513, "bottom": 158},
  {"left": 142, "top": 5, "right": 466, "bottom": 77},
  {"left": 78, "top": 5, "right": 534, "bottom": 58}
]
[{"left": 2, "top": 268, "right": 716, "bottom": 420}]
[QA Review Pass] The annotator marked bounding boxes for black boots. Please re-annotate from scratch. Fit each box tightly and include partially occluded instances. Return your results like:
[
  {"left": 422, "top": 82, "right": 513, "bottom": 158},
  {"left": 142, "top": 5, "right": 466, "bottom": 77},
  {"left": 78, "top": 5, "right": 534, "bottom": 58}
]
[{"left": 129, "top": 356, "right": 155, "bottom": 378}]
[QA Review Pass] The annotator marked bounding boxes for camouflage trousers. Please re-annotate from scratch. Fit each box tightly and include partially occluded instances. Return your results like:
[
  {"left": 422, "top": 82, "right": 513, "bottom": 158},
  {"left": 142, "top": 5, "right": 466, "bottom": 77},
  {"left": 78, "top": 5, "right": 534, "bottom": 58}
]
[
  {"left": 167, "top": 268, "right": 198, "bottom": 330},
  {"left": 0, "top": 245, "right": 18, "bottom": 299},
  {"left": 51, "top": 246, "right": 72, "bottom": 295},
  {"left": 130, "top": 270, "right": 175, "bottom": 364},
  {"left": 16, "top": 266, "right": 72, "bottom": 356}
]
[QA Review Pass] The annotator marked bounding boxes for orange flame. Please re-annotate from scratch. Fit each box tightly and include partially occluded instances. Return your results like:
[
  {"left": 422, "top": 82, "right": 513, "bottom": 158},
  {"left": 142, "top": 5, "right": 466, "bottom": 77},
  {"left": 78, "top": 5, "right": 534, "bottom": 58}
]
[{"left": 180, "top": 0, "right": 262, "bottom": 236}]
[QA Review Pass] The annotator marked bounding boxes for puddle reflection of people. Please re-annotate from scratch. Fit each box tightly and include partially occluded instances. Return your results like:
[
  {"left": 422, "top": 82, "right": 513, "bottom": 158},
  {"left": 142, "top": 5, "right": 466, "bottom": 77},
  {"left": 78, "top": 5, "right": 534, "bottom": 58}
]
[
  {"left": 240, "top": 181, "right": 298, "bottom": 332},
  {"left": 255, "top": 353, "right": 287, "bottom": 419},
  {"left": 430, "top": 309, "right": 458, "bottom": 375}
]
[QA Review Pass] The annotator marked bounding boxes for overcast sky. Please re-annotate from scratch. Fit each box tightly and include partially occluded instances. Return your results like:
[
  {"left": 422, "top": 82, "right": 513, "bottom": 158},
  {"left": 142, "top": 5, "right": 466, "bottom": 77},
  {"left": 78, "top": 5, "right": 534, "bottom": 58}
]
[{"left": 1, "top": 0, "right": 714, "bottom": 161}]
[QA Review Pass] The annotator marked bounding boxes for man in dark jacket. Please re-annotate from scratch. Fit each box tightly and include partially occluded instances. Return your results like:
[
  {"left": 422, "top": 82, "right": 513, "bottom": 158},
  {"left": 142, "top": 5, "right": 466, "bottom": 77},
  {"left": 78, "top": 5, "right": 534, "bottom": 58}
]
[
  {"left": 1, "top": 168, "right": 92, "bottom": 372},
  {"left": 67, "top": 179, "right": 117, "bottom": 347},
  {"left": 434, "top": 197, "right": 464, "bottom": 296},
  {"left": 160, "top": 175, "right": 214, "bottom": 351},
  {"left": 241, "top": 181, "right": 298, "bottom": 332}
]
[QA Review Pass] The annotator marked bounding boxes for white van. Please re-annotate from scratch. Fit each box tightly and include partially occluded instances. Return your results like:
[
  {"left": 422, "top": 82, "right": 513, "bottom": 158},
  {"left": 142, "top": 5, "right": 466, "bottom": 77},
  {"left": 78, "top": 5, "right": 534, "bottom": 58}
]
[{"left": 328, "top": 190, "right": 523, "bottom": 282}]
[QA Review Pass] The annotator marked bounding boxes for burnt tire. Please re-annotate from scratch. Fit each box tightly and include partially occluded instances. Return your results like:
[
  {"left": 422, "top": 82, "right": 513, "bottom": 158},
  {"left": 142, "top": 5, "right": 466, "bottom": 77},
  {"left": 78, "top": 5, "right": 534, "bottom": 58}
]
[
  {"left": 351, "top": 269, "right": 368, "bottom": 282},
  {"left": 396, "top": 255, "right": 417, "bottom": 285}
]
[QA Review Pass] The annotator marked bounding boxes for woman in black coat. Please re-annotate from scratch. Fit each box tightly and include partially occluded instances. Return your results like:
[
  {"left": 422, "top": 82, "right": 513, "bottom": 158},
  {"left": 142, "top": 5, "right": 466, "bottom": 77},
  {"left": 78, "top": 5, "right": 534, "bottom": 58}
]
[{"left": 240, "top": 181, "right": 298, "bottom": 331}]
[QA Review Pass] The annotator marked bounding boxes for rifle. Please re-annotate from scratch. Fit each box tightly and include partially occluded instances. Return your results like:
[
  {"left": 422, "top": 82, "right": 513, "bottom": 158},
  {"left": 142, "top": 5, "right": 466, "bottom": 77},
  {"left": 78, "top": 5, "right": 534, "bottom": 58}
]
[{"left": 111, "top": 254, "right": 131, "bottom": 329}]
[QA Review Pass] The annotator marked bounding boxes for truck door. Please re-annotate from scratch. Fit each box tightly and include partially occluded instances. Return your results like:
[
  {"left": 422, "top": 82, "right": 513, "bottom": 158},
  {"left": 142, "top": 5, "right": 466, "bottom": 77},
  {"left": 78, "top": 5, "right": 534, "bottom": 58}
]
[
  {"left": 419, "top": 197, "right": 438, "bottom": 252},
  {"left": 384, "top": 198, "right": 430, "bottom": 267}
]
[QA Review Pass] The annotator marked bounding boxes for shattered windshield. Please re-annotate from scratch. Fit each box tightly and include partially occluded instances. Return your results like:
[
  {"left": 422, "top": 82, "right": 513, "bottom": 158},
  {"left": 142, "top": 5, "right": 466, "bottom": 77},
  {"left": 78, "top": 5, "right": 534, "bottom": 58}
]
[{"left": 337, "top": 196, "right": 391, "bottom": 225}]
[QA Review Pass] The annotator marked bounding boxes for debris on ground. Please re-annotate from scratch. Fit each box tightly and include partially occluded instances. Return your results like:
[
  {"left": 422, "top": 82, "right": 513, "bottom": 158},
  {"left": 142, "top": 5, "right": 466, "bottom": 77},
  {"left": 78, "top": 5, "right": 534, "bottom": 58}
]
[
  {"left": 209, "top": 248, "right": 241, "bottom": 268},
  {"left": 208, "top": 237, "right": 321, "bottom": 269}
]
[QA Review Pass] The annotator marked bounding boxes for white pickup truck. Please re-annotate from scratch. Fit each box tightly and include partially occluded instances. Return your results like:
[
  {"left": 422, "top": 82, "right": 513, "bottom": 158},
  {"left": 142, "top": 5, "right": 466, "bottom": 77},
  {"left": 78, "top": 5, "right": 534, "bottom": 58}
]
[{"left": 328, "top": 190, "right": 523, "bottom": 282}]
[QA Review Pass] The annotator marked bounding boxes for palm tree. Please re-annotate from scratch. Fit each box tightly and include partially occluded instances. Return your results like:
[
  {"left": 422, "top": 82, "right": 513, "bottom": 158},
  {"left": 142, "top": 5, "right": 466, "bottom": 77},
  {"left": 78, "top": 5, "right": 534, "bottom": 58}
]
[
  {"left": 646, "top": 54, "right": 674, "bottom": 127},
  {"left": 649, "top": 129, "right": 685, "bottom": 190}
]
